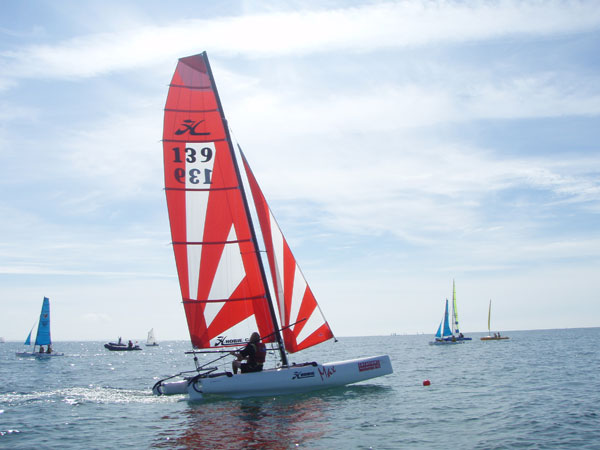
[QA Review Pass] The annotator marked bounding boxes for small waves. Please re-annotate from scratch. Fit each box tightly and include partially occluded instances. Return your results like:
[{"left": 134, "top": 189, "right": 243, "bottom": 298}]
[
  {"left": 1, "top": 332, "right": 600, "bottom": 449},
  {"left": 0, "top": 386, "right": 183, "bottom": 408}
]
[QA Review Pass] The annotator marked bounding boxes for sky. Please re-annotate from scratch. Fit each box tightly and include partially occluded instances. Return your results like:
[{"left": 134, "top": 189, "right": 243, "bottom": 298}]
[{"left": 1, "top": 0, "right": 599, "bottom": 343}]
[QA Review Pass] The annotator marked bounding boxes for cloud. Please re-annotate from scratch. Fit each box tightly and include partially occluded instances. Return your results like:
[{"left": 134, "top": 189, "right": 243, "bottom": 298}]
[
  {"left": 61, "top": 108, "right": 165, "bottom": 200},
  {"left": 1, "top": 1, "right": 599, "bottom": 339},
  {"left": 1, "top": 1, "right": 599, "bottom": 82}
]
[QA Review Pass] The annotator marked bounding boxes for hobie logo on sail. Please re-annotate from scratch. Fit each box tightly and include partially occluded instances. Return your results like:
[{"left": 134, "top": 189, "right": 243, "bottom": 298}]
[
  {"left": 214, "top": 335, "right": 245, "bottom": 347},
  {"left": 175, "top": 119, "right": 210, "bottom": 136}
]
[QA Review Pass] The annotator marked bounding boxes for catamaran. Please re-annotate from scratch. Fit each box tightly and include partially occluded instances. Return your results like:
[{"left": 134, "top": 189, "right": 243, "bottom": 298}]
[
  {"left": 480, "top": 299, "right": 509, "bottom": 341},
  {"left": 430, "top": 298, "right": 463, "bottom": 345},
  {"left": 16, "top": 297, "right": 64, "bottom": 357},
  {"left": 451, "top": 279, "right": 471, "bottom": 341},
  {"left": 152, "top": 52, "right": 392, "bottom": 400}
]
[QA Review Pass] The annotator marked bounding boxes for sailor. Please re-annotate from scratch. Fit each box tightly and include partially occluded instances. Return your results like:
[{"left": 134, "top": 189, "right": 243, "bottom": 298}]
[
  {"left": 231, "top": 332, "right": 266, "bottom": 374},
  {"left": 39, "top": 346, "right": 45, "bottom": 353},
  {"left": 47, "top": 345, "right": 52, "bottom": 354},
  {"left": 128, "top": 340, "right": 133, "bottom": 349}
]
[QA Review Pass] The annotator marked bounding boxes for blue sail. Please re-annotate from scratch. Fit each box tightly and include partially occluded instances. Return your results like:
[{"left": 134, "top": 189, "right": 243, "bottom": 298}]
[
  {"left": 442, "top": 299, "right": 453, "bottom": 338},
  {"left": 434, "top": 320, "right": 442, "bottom": 338},
  {"left": 24, "top": 327, "right": 33, "bottom": 346},
  {"left": 33, "top": 297, "right": 51, "bottom": 346}
]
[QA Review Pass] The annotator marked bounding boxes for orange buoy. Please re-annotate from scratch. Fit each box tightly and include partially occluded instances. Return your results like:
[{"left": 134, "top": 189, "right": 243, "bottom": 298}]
[{"left": 423, "top": 380, "right": 431, "bottom": 386}]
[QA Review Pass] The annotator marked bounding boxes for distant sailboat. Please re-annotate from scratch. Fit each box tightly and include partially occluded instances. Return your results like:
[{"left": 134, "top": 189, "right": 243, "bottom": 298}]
[
  {"left": 16, "top": 297, "right": 64, "bottom": 357},
  {"left": 451, "top": 279, "right": 471, "bottom": 341},
  {"left": 146, "top": 328, "right": 159, "bottom": 346},
  {"left": 481, "top": 299, "right": 509, "bottom": 341},
  {"left": 430, "top": 299, "right": 463, "bottom": 345}
]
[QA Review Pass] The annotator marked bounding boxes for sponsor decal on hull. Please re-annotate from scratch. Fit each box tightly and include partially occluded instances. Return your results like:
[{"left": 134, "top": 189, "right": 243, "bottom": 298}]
[{"left": 358, "top": 359, "right": 381, "bottom": 372}]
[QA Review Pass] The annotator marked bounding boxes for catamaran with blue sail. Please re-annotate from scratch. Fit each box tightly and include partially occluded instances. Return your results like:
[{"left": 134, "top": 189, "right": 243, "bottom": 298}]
[
  {"left": 16, "top": 297, "right": 64, "bottom": 357},
  {"left": 430, "top": 298, "right": 463, "bottom": 345}
]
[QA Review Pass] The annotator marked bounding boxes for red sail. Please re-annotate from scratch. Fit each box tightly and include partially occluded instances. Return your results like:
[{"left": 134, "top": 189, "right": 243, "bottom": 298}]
[
  {"left": 241, "top": 152, "right": 334, "bottom": 353},
  {"left": 162, "top": 54, "right": 275, "bottom": 349}
]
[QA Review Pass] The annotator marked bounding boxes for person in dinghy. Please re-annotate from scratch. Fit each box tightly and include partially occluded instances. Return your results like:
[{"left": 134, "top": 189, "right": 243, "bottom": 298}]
[{"left": 231, "top": 332, "right": 266, "bottom": 374}]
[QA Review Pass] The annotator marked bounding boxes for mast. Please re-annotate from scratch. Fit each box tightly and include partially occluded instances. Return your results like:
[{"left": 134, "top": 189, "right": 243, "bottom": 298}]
[{"left": 201, "top": 53, "right": 288, "bottom": 366}]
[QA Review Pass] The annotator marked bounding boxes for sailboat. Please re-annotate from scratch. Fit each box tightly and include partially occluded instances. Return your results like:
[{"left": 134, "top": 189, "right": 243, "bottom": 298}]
[
  {"left": 451, "top": 279, "right": 471, "bottom": 341},
  {"left": 16, "top": 297, "right": 64, "bottom": 357},
  {"left": 146, "top": 328, "right": 159, "bottom": 346},
  {"left": 480, "top": 299, "right": 509, "bottom": 341},
  {"left": 429, "top": 299, "right": 463, "bottom": 345},
  {"left": 152, "top": 52, "right": 392, "bottom": 400}
]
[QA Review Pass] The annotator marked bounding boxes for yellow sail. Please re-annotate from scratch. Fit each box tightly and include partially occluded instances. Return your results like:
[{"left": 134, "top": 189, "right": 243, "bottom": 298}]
[{"left": 452, "top": 279, "right": 459, "bottom": 334}]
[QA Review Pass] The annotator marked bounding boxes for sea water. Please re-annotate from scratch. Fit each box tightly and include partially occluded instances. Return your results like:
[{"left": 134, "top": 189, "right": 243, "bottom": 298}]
[{"left": 1, "top": 328, "right": 599, "bottom": 449}]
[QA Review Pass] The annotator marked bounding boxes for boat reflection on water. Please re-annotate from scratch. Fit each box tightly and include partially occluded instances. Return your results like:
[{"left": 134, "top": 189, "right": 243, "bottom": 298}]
[{"left": 152, "top": 396, "right": 329, "bottom": 449}]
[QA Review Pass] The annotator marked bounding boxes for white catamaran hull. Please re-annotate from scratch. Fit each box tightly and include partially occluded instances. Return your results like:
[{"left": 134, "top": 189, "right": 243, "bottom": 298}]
[
  {"left": 155, "top": 355, "right": 392, "bottom": 400},
  {"left": 16, "top": 352, "right": 65, "bottom": 357}
]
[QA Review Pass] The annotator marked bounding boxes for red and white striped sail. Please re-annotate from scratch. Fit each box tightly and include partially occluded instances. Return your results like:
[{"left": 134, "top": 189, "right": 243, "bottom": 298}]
[
  {"left": 162, "top": 54, "right": 276, "bottom": 349},
  {"left": 241, "top": 153, "right": 334, "bottom": 353}
]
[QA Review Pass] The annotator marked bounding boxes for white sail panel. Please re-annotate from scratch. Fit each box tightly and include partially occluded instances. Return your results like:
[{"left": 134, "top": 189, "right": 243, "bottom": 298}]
[
  {"left": 185, "top": 142, "right": 216, "bottom": 300},
  {"left": 289, "top": 265, "right": 306, "bottom": 326},
  {"left": 269, "top": 210, "right": 287, "bottom": 319},
  {"left": 296, "top": 305, "right": 327, "bottom": 346},
  {"left": 203, "top": 225, "right": 245, "bottom": 328}
]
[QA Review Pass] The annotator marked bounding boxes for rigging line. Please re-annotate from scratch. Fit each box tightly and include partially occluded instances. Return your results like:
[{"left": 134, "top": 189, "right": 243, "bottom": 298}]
[{"left": 259, "top": 318, "right": 306, "bottom": 344}]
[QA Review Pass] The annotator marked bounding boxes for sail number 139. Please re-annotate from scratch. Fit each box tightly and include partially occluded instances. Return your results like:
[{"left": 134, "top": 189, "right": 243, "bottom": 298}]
[{"left": 171, "top": 146, "right": 213, "bottom": 185}]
